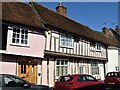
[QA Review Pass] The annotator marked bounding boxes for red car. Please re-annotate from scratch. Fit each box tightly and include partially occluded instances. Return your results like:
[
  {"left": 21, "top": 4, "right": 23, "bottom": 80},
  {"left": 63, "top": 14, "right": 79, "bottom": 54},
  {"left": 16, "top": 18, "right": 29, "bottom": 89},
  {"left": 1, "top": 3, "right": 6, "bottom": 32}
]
[
  {"left": 53, "top": 74, "right": 105, "bottom": 90},
  {"left": 104, "top": 72, "right": 120, "bottom": 87}
]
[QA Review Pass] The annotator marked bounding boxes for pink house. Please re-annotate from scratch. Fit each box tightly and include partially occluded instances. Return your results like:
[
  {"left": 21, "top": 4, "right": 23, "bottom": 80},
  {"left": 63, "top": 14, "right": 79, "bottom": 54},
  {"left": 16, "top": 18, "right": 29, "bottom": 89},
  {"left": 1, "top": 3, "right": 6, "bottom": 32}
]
[{"left": 1, "top": 2, "right": 45, "bottom": 84}]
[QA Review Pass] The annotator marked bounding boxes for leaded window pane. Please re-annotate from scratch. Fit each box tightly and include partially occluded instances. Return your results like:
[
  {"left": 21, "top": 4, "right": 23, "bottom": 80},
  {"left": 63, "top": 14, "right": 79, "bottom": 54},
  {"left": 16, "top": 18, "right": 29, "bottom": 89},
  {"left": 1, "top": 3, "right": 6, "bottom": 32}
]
[
  {"left": 60, "top": 34, "right": 73, "bottom": 48},
  {"left": 61, "top": 61, "right": 64, "bottom": 65},
  {"left": 91, "top": 63, "right": 99, "bottom": 75},
  {"left": 12, "top": 27, "right": 28, "bottom": 45},
  {"left": 12, "top": 38, "right": 15, "bottom": 43},
  {"left": 56, "top": 60, "right": 68, "bottom": 77}
]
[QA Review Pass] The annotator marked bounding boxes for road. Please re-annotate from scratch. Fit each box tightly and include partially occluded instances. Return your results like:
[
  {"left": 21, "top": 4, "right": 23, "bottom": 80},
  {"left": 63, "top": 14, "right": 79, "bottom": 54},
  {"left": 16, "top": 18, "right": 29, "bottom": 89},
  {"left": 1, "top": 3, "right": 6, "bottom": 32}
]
[{"left": 106, "top": 87, "right": 120, "bottom": 90}]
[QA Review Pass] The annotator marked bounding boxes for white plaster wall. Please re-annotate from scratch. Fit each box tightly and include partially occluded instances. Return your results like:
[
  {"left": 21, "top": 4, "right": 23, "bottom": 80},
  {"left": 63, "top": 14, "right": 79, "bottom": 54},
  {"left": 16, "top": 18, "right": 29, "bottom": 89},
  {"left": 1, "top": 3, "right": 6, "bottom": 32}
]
[
  {"left": 48, "top": 58, "right": 55, "bottom": 87},
  {"left": 41, "top": 59, "right": 48, "bottom": 85},
  {"left": 118, "top": 49, "right": 120, "bottom": 69},
  {"left": 37, "top": 64, "right": 42, "bottom": 85},
  {"left": 98, "top": 63, "right": 104, "bottom": 80},
  {"left": 106, "top": 47, "right": 119, "bottom": 73}
]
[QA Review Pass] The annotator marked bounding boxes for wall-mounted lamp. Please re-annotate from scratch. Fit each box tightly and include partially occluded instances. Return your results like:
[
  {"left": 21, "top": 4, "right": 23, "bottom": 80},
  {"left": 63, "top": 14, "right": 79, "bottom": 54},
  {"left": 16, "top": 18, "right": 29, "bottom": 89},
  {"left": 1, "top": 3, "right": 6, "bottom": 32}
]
[{"left": 47, "top": 30, "right": 52, "bottom": 34}]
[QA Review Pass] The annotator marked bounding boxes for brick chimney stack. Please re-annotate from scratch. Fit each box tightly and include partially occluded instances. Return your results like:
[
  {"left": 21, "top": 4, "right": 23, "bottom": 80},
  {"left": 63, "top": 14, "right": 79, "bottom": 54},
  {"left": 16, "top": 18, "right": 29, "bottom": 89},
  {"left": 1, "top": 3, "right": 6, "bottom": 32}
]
[
  {"left": 115, "top": 26, "right": 120, "bottom": 31},
  {"left": 56, "top": 2, "right": 67, "bottom": 16},
  {"left": 102, "top": 27, "right": 109, "bottom": 35}
]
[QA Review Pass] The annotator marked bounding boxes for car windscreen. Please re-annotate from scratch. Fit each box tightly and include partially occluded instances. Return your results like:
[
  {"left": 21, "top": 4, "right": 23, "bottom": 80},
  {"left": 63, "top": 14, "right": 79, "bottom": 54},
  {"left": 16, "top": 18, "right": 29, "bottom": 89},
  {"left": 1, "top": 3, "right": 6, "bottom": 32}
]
[
  {"left": 107, "top": 72, "right": 119, "bottom": 77},
  {"left": 57, "top": 76, "right": 73, "bottom": 82}
]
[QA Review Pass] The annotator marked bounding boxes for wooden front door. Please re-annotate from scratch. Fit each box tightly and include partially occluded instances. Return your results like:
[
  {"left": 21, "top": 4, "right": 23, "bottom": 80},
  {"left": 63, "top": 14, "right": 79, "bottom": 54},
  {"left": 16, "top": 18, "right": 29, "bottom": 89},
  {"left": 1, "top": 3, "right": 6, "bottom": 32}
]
[{"left": 18, "top": 61, "right": 37, "bottom": 84}]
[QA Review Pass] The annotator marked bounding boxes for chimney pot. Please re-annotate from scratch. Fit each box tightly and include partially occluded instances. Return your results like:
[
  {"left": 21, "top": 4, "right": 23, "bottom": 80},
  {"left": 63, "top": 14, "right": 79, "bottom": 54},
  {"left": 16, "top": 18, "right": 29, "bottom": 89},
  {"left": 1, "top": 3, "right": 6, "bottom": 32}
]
[
  {"left": 56, "top": 2, "right": 67, "bottom": 16},
  {"left": 115, "top": 26, "right": 119, "bottom": 30},
  {"left": 102, "top": 27, "right": 109, "bottom": 35}
]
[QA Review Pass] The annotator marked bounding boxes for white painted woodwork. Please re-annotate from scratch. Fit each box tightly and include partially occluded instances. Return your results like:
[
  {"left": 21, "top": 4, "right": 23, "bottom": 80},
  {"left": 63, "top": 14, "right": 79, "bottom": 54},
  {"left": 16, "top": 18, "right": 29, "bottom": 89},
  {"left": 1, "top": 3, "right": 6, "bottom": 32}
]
[
  {"left": 45, "top": 31, "right": 107, "bottom": 59},
  {"left": 41, "top": 59, "right": 48, "bottom": 85},
  {"left": 48, "top": 58, "right": 55, "bottom": 87}
]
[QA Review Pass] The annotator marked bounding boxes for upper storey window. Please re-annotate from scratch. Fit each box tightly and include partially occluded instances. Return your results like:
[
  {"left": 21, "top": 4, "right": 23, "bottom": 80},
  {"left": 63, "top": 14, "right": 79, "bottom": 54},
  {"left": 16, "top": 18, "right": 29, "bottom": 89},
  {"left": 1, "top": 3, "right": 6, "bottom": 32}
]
[
  {"left": 12, "top": 28, "right": 28, "bottom": 45},
  {"left": 60, "top": 33, "right": 74, "bottom": 48},
  {"left": 96, "top": 43, "right": 101, "bottom": 51}
]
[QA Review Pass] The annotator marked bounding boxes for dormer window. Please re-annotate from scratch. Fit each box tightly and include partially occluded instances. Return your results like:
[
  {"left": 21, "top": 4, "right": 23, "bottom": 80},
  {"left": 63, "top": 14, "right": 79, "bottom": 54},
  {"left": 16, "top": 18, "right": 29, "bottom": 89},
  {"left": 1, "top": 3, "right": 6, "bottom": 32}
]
[
  {"left": 96, "top": 43, "right": 101, "bottom": 51},
  {"left": 60, "top": 33, "right": 74, "bottom": 48},
  {"left": 12, "top": 28, "right": 28, "bottom": 45}
]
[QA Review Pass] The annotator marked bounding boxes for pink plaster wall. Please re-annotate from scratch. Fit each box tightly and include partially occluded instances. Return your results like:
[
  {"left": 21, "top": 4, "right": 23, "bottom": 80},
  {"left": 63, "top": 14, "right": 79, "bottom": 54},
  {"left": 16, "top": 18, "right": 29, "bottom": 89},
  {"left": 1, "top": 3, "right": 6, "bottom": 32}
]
[
  {"left": 0, "top": 62, "right": 16, "bottom": 75},
  {"left": 7, "top": 29, "right": 45, "bottom": 58}
]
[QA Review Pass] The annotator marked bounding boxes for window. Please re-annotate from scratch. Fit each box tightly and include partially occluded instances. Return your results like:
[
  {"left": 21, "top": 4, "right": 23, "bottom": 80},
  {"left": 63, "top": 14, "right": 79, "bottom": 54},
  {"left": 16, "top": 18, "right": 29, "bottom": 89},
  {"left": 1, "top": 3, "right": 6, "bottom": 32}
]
[
  {"left": 60, "top": 33, "right": 74, "bottom": 48},
  {"left": 77, "top": 76, "right": 86, "bottom": 82},
  {"left": 77, "top": 75, "right": 96, "bottom": 82},
  {"left": 91, "top": 62, "right": 99, "bottom": 75},
  {"left": 96, "top": 43, "right": 101, "bottom": 51},
  {"left": 78, "top": 66, "right": 84, "bottom": 74},
  {"left": 21, "top": 64, "right": 26, "bottom": 74},
  {"left": 90, "top": 42, "right": 95, "bottom": 51},
  {"left": 85, "top": 75, "right": 96, "bottom": 81},
  {"left": 56, "top": 60, "right": 68, "bottom": 77},
  {"left": 107, "top": 72, "right": 119, "bottom": 77},
  {"left": 12, "top": 28, "right": 28, "bottom": 45},
  {"left": 90, "top": 42, "right": 95, "bottom": 47},
  {"left": 3, "top": 76, "right": 25, "bottom": 87},
  {"left": 57, "top": 76, "right": 73, "bottom": 82}
]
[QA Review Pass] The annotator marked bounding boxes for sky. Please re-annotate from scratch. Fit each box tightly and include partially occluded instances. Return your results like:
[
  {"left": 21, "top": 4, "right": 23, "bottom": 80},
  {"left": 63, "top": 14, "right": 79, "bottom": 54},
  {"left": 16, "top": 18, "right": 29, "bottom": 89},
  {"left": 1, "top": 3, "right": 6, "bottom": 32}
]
[{"left": 20, "top": 0, "right": 120, "bottom": 32}]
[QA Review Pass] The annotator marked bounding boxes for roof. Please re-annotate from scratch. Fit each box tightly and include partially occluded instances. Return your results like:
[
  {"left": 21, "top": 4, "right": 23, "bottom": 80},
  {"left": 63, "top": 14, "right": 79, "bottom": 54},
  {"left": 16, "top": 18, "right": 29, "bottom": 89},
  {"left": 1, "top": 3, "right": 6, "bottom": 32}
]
[
  {"left": 31, "top": 2, "right": 120, "bottom": 47},
  {"left": 2, "top": 2, "right": 44, "bottom": 29},
  {"left": 2, "top": 2, "right": 120, "bottom": 48}
]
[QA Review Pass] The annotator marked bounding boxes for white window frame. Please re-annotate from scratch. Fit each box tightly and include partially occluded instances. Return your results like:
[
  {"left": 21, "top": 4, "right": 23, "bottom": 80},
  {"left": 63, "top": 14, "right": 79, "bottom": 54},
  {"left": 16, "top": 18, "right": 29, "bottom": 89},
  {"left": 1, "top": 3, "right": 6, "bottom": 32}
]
[
  {"left": 96, "top": 43, "right": 102, "bottom": 51},
  {"left": 10, "top": 26, "right": 29, "bottom": 47},
  {"left": 90, "top": 42, "right": 96, "bottom": 51},
  {"left": 78, "top": 65, "right": 85, "bottom": 74},
  {"left": 55, "top": 59, "right": 69, "bottom": 78},
  {"left": 78, "top": 62, "right": 86, "bottom": 74},
  {"left": 60, "top": 33, "right": 74, "bottom": 48},
  {"left": 91, "top": 62, "right": 99, "bottom": 76}
]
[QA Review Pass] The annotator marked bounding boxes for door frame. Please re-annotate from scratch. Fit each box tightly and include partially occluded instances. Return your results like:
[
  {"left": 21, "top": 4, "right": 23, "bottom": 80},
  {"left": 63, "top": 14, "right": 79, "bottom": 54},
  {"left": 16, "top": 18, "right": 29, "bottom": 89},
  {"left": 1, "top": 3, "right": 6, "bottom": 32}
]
[{"left": 17, "top": 59, "right": 38, "bottom": 84}]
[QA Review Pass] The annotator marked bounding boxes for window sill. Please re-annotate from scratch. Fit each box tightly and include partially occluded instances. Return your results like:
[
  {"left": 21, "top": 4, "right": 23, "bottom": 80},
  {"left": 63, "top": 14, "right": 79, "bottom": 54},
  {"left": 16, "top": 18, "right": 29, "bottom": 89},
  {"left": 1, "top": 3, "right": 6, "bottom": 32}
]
[
  {"left": 60, "top": 46, "right": 73, "bottom": 49},
  {"left": 10, "top": 43, "right": 30, "bottom": 48},
  {"left": 90, "top": 49, "right": 96, "bottom": 52},
  {"left": 96, "top": 50, "right": 102, "bottom": 52}
]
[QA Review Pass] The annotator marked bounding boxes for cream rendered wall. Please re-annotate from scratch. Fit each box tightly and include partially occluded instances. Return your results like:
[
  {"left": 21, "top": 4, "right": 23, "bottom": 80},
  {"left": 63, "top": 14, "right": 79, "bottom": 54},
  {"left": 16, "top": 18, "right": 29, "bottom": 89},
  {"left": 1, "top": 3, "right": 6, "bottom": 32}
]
[
  {"left": 106, "top": 46, "right": 119, "bottom": 73},
  {"left": 6, "top": 26, "right": 45, "bottom": 58}
]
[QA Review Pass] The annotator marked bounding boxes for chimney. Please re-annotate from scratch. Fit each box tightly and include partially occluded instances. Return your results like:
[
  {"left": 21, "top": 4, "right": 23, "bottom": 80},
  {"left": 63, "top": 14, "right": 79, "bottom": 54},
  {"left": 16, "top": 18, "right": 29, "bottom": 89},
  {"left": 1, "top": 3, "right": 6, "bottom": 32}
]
[
  {"left": 56, "top": 2, "right": 67, "bottom": 16},
  {"left": 102, "top": 27, "right": 109, "bottom": 35},
  {"left": 115, "top": 26, "right": 120, "bottom": 32}
]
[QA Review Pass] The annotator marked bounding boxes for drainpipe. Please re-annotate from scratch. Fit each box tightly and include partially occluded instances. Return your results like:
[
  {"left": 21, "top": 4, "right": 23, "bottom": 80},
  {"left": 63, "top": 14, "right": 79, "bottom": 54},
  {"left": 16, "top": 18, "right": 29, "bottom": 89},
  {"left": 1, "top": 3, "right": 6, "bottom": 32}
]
[{"left": 104, "top": 45, "right": 109, "bottom": 77}]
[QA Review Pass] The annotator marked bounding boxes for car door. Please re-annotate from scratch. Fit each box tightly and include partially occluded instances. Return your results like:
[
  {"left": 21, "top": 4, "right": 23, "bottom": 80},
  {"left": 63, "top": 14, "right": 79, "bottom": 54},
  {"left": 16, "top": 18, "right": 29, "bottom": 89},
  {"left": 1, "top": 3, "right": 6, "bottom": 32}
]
[
  {"left": 1, "top": 75, "right": 28, "bottom": 90},
  {"left": 84, "top": 75, "right": 101, "bottom": 89},
  {"left": 76, "top": 75, "right": 90, "bottom": 89}
]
